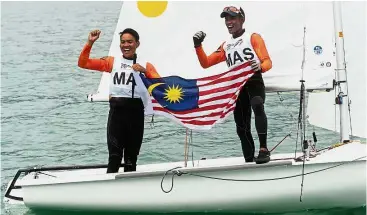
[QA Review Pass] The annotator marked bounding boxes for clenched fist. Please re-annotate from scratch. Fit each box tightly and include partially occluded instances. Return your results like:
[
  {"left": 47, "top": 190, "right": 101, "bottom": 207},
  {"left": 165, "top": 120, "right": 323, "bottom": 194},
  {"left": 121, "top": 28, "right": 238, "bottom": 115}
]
[
  {"left": 88, "top": 29, "right": 101, "bottom": 45},
  {"left": 193, "top": 31, "right": 206, "bottom": 48}
]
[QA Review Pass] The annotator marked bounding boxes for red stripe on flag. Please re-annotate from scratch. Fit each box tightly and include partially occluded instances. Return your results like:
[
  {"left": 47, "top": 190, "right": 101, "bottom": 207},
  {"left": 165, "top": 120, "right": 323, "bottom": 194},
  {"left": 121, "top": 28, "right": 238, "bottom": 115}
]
[
  {"left": 199, "top": 76, "right": 251, "bottom": 97},
  {"left": 198, "top": 93, "right": 233, "bottom": 105},
  {"left": 152, "top": 94, "right": 238, "bottom": 118},
  {"left": 159, "top": 105, "right": 236, "bottom": 120},
  {"left": 197, "top": 70, "right": 253, "bottom": 87},
  {"left": 179, "top": 107, "right": 236, "bottom": 125},
  {"left": 153, "top": 99, "right": 235, "bottom": 115},
  {"left": 179, "top": 119, "right": 217, "bottom": 126},
  {"left": 197, "top": 62, "right": 251, "bottom": 81}
]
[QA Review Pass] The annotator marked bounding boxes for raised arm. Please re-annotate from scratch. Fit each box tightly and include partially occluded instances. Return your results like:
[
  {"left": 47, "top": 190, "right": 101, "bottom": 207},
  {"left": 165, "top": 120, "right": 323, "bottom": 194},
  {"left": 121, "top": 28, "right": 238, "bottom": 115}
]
[
  {"left": 193, "top": 31, "right": 226, "bottom": 69},
  {"left": 195, "top": 44, "right": 226, "bottom": 69},
  {"left": 78, "top": 30, "right": 114, "bottom": 73}
]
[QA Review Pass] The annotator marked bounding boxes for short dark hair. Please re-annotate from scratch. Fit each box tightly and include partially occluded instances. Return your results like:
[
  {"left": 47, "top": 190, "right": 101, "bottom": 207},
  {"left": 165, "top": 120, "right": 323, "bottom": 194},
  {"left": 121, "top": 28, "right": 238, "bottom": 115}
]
[{"left": 119, "top": 28, "right": 140, "bottom": 42}]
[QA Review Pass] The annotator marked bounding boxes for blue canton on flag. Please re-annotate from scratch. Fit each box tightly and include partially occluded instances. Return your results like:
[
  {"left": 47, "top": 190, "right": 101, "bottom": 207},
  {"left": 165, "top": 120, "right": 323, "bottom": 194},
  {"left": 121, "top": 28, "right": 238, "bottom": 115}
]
[{"left": 139, "top": 75, "right": 199, "bottom": 111}]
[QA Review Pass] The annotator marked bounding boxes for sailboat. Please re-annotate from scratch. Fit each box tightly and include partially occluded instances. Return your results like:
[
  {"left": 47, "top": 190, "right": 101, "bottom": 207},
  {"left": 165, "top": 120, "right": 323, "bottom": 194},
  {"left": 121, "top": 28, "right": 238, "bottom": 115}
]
[{"left": 4, "top": 1, "right": 366, "bottom": 213}]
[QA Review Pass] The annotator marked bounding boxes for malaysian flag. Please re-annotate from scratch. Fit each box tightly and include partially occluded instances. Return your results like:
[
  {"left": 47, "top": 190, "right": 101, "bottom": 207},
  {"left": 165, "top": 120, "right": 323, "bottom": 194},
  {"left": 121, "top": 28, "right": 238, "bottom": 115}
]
[{"left": 139, "top": 61, "right": 255, "bottom": 130}]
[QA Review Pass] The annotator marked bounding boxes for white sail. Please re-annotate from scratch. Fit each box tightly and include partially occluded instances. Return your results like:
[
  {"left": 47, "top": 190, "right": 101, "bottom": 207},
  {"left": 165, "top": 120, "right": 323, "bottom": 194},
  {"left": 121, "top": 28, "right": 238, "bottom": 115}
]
[
  {"left": 4, "top": 2, "right": 366, "bottom": 212},
  {"left": 307, "top": 1, "right": 366, "bottom": 139},
  {"left": 87, "top": 1, "right": 337, "bottom": 101}
]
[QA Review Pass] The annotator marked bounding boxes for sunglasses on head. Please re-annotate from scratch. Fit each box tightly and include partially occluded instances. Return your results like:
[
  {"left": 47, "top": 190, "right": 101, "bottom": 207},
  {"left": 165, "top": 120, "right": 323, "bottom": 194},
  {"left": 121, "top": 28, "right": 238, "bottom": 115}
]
[
  {"left": 222, "top": 6, "right": 244, "bottom": 18},
  {"left": 223, "top": 6, "right": 240, "bottom": 13}
]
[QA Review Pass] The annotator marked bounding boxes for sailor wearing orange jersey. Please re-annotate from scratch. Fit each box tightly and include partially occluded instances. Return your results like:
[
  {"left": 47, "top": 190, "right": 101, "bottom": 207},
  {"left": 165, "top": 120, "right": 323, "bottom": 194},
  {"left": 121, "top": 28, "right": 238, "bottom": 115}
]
[
  {"left": 193, "top": 6, "right": 272, "bottom": 164},
  {"left": 78, "top": 28, "right": 159, "bottom": 173}
]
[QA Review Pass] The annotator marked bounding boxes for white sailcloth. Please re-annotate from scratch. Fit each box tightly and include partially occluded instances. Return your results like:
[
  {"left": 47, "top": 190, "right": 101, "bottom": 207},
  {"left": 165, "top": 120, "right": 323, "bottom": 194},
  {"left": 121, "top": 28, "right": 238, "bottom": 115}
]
[
  {"left": 87, "top": 1, "right": 337, "bottom": 102},
  {"left": 3, "top": 2, "right": 366, "bottom": 212},
  {"left": 307, "top": 1, "right": 366, "bottom": 138}
]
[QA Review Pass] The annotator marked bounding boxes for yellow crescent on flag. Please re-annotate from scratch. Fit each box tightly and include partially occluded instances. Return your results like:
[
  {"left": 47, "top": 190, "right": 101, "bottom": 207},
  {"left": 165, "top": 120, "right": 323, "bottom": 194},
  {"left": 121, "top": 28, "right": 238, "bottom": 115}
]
[{"left": 147, "top": 83, "right": 165, "bottom": 95}]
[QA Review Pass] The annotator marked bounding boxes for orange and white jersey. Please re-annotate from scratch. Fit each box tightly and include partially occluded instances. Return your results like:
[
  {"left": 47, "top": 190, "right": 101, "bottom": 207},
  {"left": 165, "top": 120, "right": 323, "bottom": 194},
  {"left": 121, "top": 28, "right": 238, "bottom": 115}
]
[
  {"left": 222, "top": 32, "right": 260, "bottom": 70},
  {"left": 78, "top": 43, "right": 160, "bottom": 98},
  {"left": 109, "top": 56, "right": 147, "bottom": 98},
  {"left": 195, "top": 32, "right": 272, "bottom": 72}
]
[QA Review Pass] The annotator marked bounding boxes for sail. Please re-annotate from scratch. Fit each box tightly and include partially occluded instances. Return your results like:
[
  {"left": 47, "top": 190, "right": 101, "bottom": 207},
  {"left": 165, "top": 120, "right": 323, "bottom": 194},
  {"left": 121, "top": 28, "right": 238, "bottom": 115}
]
[
  {"left": 87, "top": 1, "right": 336, "bottom": 101},
  {"left": 307, "top": 1, "right": 366, "bottom": 138}
]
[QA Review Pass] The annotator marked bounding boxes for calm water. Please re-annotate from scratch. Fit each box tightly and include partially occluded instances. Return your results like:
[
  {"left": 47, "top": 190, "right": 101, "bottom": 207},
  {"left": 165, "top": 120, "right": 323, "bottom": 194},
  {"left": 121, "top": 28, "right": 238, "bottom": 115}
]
[{"left": 1, "top": 2, "right": 365, "bottom": 215}]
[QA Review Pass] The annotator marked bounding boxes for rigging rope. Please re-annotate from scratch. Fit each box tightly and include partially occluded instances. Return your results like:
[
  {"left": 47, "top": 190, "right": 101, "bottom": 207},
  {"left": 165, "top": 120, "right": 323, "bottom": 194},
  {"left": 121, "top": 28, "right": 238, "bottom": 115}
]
[{"left": 272, "top": 92, "right": 300, "bottom": 153}]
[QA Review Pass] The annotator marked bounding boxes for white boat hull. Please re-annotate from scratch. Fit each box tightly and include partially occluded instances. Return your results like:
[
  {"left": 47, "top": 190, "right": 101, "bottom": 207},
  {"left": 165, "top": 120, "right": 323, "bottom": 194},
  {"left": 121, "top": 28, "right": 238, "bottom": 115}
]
[{"left": 4, "top": 142, "right": 366, "bottom": 213}]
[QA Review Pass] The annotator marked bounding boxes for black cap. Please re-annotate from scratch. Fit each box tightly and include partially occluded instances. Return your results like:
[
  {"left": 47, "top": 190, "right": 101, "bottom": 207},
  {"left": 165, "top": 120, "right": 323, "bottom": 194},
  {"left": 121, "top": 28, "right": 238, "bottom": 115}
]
[{"left": 220, "top": 6, "right": 245, "bottom": 18}]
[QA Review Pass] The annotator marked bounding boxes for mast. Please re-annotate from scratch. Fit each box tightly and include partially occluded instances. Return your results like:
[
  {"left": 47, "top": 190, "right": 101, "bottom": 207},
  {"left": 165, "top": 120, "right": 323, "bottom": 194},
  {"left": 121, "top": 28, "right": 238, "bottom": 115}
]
[
  {"left": 300, "top": 26, "right": 307, "bottom": 156},
  {"left": 333, "top": 1, "right": 350, "bottom": 142}
]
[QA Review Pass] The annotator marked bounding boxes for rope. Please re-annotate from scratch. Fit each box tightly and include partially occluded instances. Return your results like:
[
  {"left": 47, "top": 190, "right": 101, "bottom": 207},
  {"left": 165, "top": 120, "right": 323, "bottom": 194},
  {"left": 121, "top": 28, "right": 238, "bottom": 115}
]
[
  {"left": 34, "top": 171, "right": 57, "bottom": 178},
  {"left": 160, "top": 167, "right": 182, "bottom": 193},
  {"left": 184, "top": 129, "right": 189, "bottom": 167},
  {"left": 348, "top": 99, "right": 353, "bottom": 138},
  {"left": 272, "top": 92, "right": 299, "bottom": 153},
  {"left": 160, "top": 156, "right": 366, "bottom": 193},
  {"left": 270, "top": 134, "right": 291, "bottom": 153},
  {"left": 189, "top": 129, "right": 195, "bottom": 167},
  {"left": 299, "top": 152, "right": 306, "bottom": 202},
  {"left": 340, "top": 43, "right": 353, "bottom": 138},
  {"left": 149, "top": 114, "right": 155, "bottom": 129}
]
